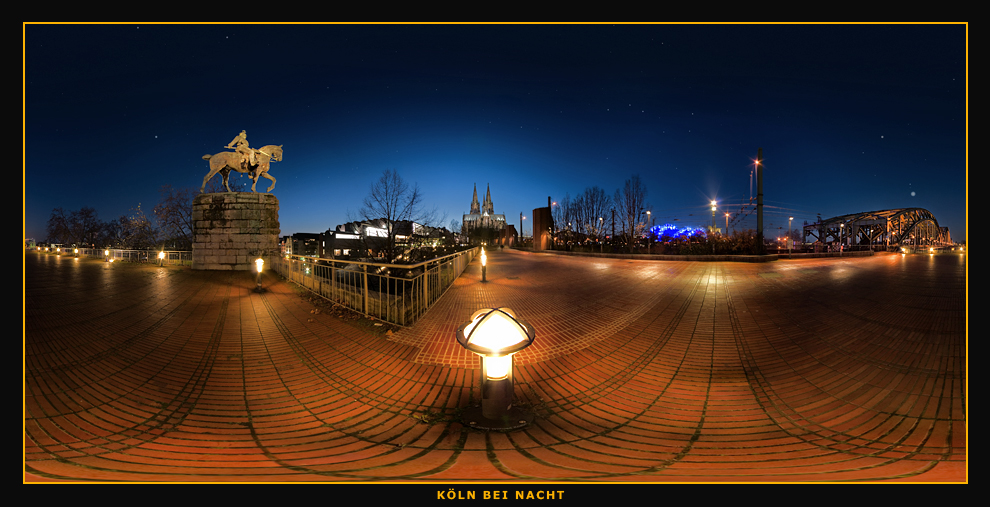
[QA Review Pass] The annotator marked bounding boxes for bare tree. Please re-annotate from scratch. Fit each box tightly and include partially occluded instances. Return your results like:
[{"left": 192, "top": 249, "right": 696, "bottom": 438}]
[
  {"left": 46, "top": 206, "right": 103, "bottom": 246},
  {"left": 358, "top": 169, "right": 442, "bottom": 263},
  {"left": 575, "top": 186, "right": 612, "bottom": 241},
  {"left": 120, "top": 204, "right": 161, "bottom": 249},
  {"left": 552, "top": 193, "right": 579, "bottom": 245},
  {"left": 154, "top": 185, "right": 195, "bottom": 249},
  {"left": 45, "top": 207, "right": 71, "bottom": 244},
  {"left": 69, "top": 207, "right": 103, "bottom": 248},
  {"left": 103, "top": 219, "right": 124, "bottom": 248},
  {"left": 613, "top": 175, "right": 649, "bottom": 252}
]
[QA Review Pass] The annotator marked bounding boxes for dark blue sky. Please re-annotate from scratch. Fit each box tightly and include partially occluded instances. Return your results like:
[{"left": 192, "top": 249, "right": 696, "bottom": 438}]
[{"left": 24, "top": 23, "right": 968, "bottom": 243}]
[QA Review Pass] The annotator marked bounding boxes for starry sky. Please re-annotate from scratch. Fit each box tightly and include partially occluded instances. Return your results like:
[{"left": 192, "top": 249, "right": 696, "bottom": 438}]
[{"left": 24, "top": 23, "right": 968, "bottom": 244}]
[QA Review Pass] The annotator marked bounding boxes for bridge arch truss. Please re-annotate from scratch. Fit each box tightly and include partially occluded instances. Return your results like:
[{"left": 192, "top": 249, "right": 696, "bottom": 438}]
[{"left": 803, "top": 208, "right": 951, "bottom": 249}]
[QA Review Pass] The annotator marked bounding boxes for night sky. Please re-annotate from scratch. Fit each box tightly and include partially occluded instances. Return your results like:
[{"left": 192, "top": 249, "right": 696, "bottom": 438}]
[{"left": 24, "top": 23, "right": 968, "bottom": 244}]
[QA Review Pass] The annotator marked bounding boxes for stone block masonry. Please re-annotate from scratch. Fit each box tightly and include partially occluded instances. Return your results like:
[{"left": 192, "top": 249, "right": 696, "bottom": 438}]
[{"left": 192, "top": 192, "right": 280, "bottom": 270}]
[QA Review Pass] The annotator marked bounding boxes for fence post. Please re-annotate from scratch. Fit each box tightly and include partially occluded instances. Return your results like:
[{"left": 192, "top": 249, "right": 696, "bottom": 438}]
[
  {"left": 422, "top": 261, "right": 429, "bottom": 309},
  {"left": 363, "top": 264, "right": 369, "bottom": 315}
]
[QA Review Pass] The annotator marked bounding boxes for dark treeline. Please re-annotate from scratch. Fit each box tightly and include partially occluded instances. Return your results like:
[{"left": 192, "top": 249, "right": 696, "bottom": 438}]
[{"left": 43, "top": 184, "right": 209, "bottom": 250}]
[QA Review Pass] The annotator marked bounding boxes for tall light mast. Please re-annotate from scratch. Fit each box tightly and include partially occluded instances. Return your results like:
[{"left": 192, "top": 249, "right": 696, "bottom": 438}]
[{"left": 756, "top": 148, "right": 765, "bottom": 254}]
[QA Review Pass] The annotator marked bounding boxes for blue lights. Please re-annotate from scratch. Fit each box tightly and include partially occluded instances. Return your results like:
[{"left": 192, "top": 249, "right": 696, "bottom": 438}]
[{"left": 650, "top": 223, "right": 707, "bottom": 241}]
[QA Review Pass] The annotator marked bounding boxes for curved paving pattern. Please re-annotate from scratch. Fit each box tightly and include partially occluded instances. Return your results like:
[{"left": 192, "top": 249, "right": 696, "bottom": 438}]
[{"left": 23, "top": 250, "right": 966, "bottom": 482}]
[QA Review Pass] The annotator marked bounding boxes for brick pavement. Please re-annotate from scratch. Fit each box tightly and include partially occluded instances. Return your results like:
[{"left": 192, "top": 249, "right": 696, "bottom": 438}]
[{"left": 23, "top": 249, "right": 967, "bottom": 482}]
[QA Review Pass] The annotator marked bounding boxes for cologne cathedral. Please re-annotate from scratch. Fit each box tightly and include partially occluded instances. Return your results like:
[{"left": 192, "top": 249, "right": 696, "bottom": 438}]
[{"left": 462, "top": 184, "right": 506, "bottom": 236}]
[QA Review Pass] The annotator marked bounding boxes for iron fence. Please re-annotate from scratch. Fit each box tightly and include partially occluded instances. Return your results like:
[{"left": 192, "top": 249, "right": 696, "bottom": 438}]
[
  {"left": 30, "top": 247, "right": 194, "bottom": 265},
  {"left": 269, "top": 248, "right": 478, "bottom": 326}
]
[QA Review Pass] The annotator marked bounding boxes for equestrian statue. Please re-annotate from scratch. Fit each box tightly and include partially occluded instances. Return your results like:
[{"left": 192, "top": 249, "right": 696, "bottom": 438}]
[{"left": 201, "top": 130, "right": 282, "bottom": 193}]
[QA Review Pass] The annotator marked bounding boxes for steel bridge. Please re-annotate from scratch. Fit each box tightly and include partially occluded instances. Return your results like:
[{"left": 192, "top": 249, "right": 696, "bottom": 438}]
[{"left": 803, "top": 208, "right": 951, "bottom": 250}]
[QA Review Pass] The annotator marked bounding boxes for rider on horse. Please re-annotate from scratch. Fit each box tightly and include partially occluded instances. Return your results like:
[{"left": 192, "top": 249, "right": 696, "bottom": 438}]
[{"left": 226, "top": 130, "right": 258, "bottom": 176}]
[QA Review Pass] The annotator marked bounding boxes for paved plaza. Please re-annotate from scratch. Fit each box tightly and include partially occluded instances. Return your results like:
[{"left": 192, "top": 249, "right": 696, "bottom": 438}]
[{"left": 23, "top": 249, "right": 967, "bottom": 482}]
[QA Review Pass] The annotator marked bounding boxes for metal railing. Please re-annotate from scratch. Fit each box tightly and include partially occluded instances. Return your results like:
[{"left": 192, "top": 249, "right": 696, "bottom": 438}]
[
  {"left": 269, "top": 248, "right": 478, "bottom": 326},
  {"left": 31, "top": 247, "right": 194, "bottom": 265}
]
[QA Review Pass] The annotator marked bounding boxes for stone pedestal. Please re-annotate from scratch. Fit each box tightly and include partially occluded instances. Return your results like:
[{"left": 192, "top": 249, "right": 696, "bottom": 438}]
[{"left": 192, "top": 193, "right": 280, "bottom": 270}]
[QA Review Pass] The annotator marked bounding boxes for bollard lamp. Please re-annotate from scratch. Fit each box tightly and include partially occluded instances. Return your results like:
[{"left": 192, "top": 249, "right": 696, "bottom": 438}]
[
  {"left": 480, "top": 247, "right": 487, "bottom": 282},
  {"left": 456, "top": 307, "right": 535, "bottom": 430},
  {"left": 158, "top": 251, "right": 165, "bottom": 266},
  {"left": 254, "top": 257, "right": 265, "bottom": 292}
]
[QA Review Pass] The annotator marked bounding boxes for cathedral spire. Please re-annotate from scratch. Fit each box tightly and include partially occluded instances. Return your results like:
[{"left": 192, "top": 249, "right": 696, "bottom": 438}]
[
  {"left": 470, "top": 183, "right": 480, "bottom": 214},
  {"left": 484, "top": 184, "right": 493, "bottom": 214}
]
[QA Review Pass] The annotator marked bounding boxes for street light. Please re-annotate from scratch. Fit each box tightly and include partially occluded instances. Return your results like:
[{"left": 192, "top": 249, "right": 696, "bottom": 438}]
[
  {"left": 711, "top": 200, "right": 717, "bottom": 231},
  {"left": 840, "top": 223, "right": 844, "bottom": 256},
  {"left": 520, "top": 213, "right": 526, "bottom": 244},
  {"left": 599, "top": 217, "right": 604, "bottom": 252},
  {"left": 456, "top": 307, "right": 536, "bottom": 430},
  {"left": 104, "top": 249, "right": 110, "bottom": 262},
  {"left": 787, "top": 217, "right": 794, "bottom": 259},
  {"left": 158, "top": 250, "right": 166, "bottom": 266},
  {"left": 646, "top": 210, "right": 652, "bottom": 254}
]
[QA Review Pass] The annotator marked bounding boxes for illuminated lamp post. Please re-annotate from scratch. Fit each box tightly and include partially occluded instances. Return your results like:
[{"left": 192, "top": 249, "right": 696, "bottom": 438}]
[
  {"left": 599, "top": 217, "right": 604, "bottom": 252},
  {"left": 840, "top": 223, "right": 844, "bottom": 256},
  {"left": 456, "top": 307, "right": 536, "bottom": 430},
  {"left": 254, "top": 257, "right": 265, "bottom": 292},
  {"left": 481, "top": 247, "right": 488, "bottom": 282},
  {"left": 787, "top": 217, "right": 794, "bottom": 258},
  {"left": 519, "top": 213, "right": 526, "bottom": 245},
  {"left": 158, "top": 250, "right": 165, "bottom": 266},
  {"left": 74, "top": 248, "right": 79, "bottom": 258},
  {"left": 646, "top": 210, "right": 652, "bottom": 254},
  {"left": 725, "top": 213, "right": 730, "bottom": 234},
  {"left": 104, "top": 249, "right": 110, "bottom": 262},
  {"left": 710, "top": 200, "right": 717, "bottom": 253}
]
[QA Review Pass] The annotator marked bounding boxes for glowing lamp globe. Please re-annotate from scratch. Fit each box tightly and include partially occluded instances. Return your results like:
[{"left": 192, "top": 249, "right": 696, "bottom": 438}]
[
  {"left": 457, "top": 308, "right": 534, "bottom": 381},
  {"left": 456, "top": 307, "right": 536, "bottom": 428}
]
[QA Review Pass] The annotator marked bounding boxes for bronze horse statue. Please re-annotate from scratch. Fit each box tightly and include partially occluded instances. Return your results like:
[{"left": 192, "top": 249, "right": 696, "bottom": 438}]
[{"left": 201, "top": 144, "right": 282, "bottom": 193}]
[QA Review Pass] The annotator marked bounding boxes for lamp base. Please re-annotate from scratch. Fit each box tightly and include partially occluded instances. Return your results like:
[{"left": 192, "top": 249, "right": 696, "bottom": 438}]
[{"left": 461, "top": 405, "right": 534, "bottom": 431}]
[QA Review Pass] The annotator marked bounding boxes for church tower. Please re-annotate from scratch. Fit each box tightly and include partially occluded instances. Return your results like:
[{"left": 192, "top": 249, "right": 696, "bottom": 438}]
[
  {"left": 483, "top": 184, "right": 494, "bottom": 215},
  {"left": 463, "top": 183, "right": 506, "bottom": 239},
  {"left": 470, "top": 184, "right": 480, "bottom": 214}
]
